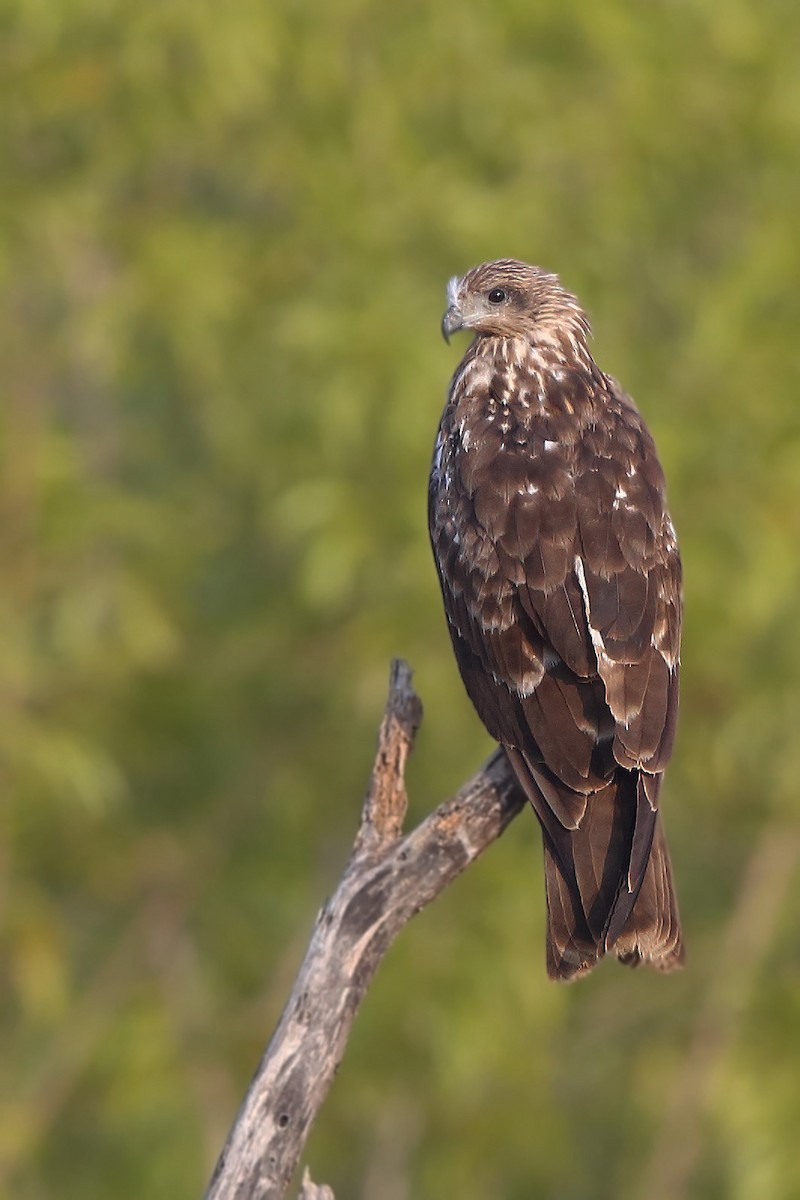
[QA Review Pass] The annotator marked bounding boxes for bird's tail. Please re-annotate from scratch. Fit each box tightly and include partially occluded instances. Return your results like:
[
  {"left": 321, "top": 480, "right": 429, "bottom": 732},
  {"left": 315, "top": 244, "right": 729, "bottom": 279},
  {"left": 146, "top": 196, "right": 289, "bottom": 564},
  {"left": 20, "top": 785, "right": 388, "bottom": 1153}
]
[
  {"left": 611, "top": 814, "right": 684, "bottom": 973},
  {"left": 541, "top": 784, "right": 684, "bottom": 982}
]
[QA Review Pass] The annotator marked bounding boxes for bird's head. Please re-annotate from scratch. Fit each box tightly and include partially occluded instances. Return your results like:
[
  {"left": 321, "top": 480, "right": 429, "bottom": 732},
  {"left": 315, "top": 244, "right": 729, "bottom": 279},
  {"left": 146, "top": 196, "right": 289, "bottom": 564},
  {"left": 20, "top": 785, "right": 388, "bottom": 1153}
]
[{"left": 441, "top": 259, "right": 591, "bottom": 349}]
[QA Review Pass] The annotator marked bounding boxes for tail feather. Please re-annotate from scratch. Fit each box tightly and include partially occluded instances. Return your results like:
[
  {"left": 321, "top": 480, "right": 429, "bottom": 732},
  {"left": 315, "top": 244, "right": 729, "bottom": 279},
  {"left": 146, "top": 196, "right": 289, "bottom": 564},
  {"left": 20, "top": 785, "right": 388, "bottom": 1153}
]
[
  {"left": 543, "top": 838, "right": 598, "bottom": 980},
  {"left": 509, "top": 753, "right": 683, "bottom": 981},
  {"left": 543, "top": 811, "right": 683, "bottom": 979},
  {"left": 613, "top": 814, "right": 684, "bottom": 971}
]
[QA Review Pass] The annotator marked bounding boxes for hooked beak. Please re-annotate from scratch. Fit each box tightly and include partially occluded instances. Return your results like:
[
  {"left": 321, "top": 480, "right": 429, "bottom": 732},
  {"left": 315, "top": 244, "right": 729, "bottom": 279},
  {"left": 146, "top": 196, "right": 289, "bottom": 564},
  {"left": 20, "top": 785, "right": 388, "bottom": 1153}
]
[{"left": 441, "top": 305, "right": 464, "bottom": 344}]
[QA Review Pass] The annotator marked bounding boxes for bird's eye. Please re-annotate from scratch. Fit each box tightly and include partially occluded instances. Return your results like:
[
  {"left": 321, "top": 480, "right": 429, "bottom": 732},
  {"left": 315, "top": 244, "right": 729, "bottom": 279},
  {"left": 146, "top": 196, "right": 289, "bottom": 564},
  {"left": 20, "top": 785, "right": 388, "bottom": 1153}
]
[{"left": 487, "top": 288, "right": 507, "bottom": 304}]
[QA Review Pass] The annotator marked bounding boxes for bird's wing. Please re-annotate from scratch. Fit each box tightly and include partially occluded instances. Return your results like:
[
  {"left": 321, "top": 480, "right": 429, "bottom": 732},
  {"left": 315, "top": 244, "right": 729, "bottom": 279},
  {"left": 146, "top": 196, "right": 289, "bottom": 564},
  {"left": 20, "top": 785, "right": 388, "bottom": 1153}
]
[
  {"left": 429, "top": 371, "right": 681, "bottom": 835},
  {"left": 572, "top": 377, "right": 682, "bottom": 777}
]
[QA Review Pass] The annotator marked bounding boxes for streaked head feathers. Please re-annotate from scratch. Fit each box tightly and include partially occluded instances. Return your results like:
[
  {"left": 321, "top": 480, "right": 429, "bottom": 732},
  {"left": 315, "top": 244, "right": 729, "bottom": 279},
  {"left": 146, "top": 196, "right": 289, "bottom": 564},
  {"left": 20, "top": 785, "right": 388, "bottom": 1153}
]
[{"left": 441, "top": 258, "right": 591, "bottom": 347}]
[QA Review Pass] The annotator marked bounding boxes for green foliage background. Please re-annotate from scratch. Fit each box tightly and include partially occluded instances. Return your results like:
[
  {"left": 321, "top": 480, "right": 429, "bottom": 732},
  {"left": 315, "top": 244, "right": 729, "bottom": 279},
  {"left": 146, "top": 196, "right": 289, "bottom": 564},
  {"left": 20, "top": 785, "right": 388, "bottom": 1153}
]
[{"left": 3, "top": 1, "right": 800, "bottom": 1196}]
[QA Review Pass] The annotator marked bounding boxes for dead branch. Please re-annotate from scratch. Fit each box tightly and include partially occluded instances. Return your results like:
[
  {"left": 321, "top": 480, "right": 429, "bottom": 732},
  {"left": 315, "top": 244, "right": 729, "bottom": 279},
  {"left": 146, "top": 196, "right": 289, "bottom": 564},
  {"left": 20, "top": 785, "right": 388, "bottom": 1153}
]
[{"left": 203, "top": 659, "right": 527, "bottom": 1200}]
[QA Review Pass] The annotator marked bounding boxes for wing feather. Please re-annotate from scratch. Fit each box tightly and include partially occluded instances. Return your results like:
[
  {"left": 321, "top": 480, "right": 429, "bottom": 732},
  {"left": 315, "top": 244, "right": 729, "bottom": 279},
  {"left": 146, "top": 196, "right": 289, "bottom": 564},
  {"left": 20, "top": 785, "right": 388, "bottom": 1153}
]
[
  {"left": 430, "top": 363, "right": 681, "bottom": 787},
  {"left": 428, "top": 268, "right": 682, "bottom": 977}
]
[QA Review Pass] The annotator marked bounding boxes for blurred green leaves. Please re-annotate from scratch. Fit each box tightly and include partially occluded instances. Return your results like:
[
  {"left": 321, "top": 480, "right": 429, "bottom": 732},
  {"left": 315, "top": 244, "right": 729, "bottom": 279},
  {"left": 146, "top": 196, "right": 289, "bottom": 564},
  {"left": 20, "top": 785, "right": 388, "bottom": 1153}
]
[{"left": 1, "top": 1, "right": 800, "bottom": 1197}]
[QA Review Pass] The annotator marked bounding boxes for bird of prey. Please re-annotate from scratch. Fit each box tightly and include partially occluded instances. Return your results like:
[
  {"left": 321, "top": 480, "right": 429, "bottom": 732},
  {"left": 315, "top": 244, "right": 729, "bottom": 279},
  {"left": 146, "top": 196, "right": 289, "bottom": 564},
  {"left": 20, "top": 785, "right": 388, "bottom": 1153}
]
[{"left": 429, "top": 259, "right": 684, "bottom": 980}]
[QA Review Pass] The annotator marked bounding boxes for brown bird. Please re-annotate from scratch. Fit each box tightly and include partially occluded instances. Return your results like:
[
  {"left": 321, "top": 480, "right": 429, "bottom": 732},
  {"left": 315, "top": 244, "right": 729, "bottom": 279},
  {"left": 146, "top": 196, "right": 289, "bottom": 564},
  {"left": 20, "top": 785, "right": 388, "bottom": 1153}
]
[{"left": 429, "top": 259, "right": 684, "bottom": 980}]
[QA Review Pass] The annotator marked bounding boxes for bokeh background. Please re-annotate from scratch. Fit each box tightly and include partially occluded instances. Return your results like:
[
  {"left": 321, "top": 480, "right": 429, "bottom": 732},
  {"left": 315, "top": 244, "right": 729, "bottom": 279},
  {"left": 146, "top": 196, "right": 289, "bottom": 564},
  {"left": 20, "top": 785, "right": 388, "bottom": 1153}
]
[{"left": 3, "top": 1, "right": 800, "bottom": 1197}]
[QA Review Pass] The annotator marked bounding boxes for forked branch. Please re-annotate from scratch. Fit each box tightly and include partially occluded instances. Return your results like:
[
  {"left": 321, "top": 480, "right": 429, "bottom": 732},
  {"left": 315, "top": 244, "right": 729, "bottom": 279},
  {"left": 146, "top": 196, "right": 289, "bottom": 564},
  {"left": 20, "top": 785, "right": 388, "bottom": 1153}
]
[{"left": 204, "top": 659, "right": 527, "bottom": 1200}]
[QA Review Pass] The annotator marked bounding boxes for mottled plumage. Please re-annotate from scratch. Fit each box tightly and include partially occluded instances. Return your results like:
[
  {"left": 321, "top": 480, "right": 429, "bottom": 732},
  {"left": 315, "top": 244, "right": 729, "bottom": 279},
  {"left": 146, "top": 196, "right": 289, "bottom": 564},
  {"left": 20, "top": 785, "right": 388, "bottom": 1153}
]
[{"left": 429, "top": 259, "right": 683, "bottom": 980}]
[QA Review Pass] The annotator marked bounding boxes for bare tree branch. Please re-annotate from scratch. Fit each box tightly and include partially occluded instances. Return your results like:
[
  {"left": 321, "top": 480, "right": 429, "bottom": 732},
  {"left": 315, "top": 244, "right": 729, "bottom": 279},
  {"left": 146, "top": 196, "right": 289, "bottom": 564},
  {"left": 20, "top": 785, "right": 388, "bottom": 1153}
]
[
  {"left": 297, "top": 1168, "right": 334, "bottom": 1200},
  {"left": 203, "top": 659, "right": 527, "bottom": 1200}
]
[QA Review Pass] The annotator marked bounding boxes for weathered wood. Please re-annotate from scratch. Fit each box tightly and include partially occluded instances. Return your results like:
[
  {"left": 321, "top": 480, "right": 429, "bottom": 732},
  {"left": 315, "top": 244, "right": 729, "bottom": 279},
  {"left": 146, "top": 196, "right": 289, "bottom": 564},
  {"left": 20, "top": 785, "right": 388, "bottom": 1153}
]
[
  {"left": 297, "top": 1168, "right": 334, "bottom": 1200},
  {"left": 204, "top": 659, "right": 527, "bottom": 1200}
]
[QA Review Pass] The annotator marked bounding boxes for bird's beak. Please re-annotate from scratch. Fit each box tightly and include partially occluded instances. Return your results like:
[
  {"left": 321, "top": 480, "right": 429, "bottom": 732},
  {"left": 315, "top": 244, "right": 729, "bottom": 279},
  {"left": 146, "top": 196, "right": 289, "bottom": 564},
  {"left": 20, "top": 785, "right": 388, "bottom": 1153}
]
[{"left": 441, "top": 306, "right": 464, "bottom": 344}]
